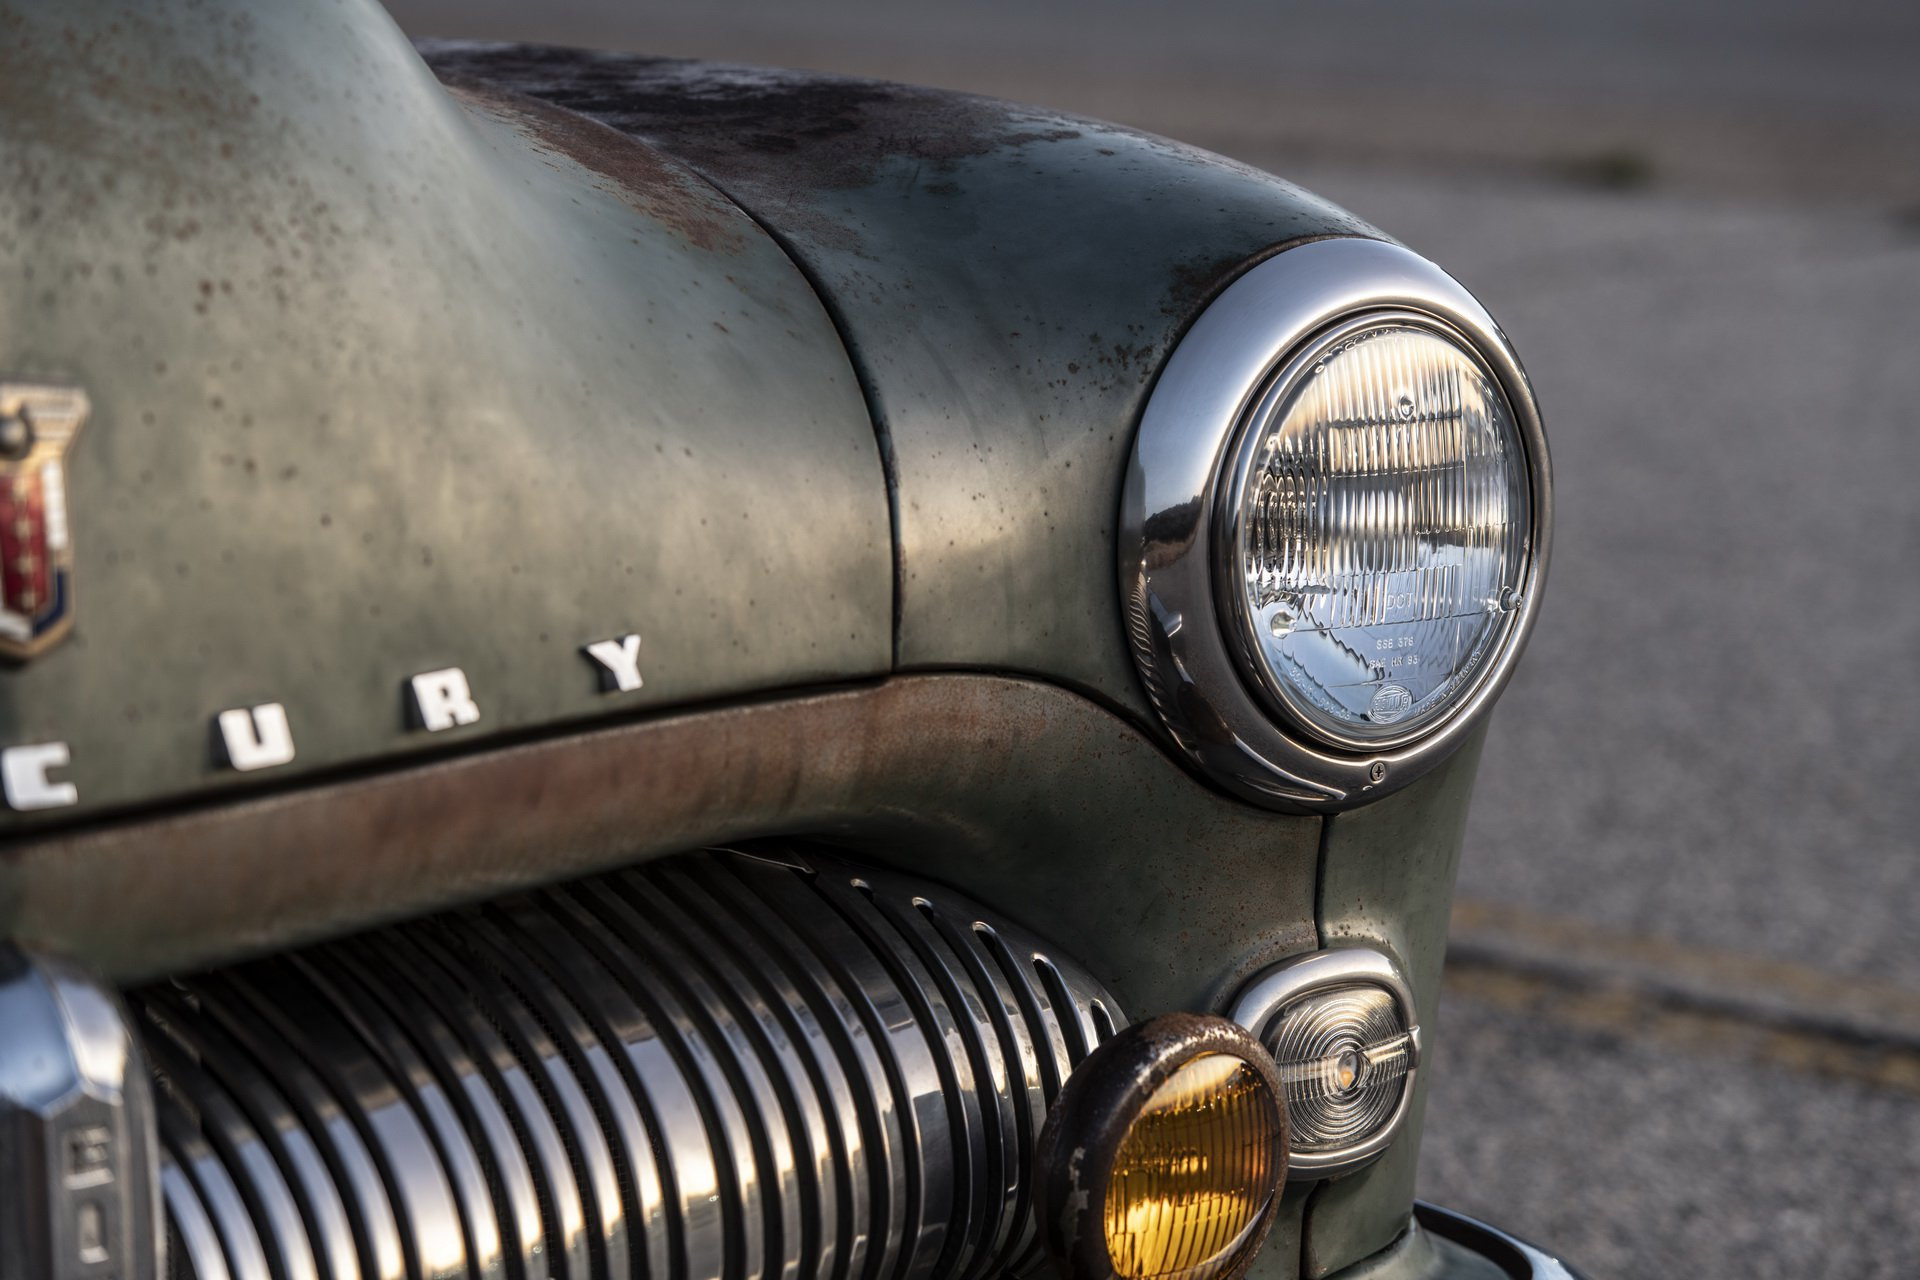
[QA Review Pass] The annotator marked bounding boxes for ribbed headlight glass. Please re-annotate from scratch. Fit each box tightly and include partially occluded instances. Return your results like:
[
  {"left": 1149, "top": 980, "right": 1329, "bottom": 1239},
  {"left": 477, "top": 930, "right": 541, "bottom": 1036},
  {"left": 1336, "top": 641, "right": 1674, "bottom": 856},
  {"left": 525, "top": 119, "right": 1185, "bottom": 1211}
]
[{"left": 1225, "top": 317, "right": 1531, "bottom": 747}]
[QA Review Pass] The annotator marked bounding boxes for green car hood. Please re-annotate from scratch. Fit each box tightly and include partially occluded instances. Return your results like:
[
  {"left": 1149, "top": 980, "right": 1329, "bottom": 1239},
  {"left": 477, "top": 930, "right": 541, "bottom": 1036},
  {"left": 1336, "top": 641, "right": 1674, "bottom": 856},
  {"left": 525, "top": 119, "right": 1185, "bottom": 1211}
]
[
  {"left": 0, "top": 4, "right": 1383, "bottom": 833},
  {"left": 426, "top": 45, "right": 1381, "bottom": 722},
  {"left": 426, "top": 45, "right": 1374, "bottom": 725},
  {"left": 0, "top": 2, "right": 892, "bottom": 830}
]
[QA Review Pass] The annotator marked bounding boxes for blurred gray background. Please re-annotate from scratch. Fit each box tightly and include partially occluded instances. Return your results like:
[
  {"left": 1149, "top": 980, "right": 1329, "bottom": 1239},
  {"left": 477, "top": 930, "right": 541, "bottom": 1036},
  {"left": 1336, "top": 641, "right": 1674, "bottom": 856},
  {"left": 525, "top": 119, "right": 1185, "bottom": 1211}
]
[{"left": 387, "top": 3, "right": 1920, "bottom": 1275}]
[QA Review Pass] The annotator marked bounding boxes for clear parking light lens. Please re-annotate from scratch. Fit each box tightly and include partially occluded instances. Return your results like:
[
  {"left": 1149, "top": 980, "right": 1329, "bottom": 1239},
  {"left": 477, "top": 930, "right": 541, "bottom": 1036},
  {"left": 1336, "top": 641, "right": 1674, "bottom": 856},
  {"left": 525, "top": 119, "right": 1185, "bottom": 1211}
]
[
  {"left": 1227, "top": 318, "right": 1531, "bottom": 747},
  {"left": 1104, "top": 1053, "right": 1283, "bottom": 1280},
  {"left": 1264, "top": 985, "right": 1414, "bottom": 1156}
]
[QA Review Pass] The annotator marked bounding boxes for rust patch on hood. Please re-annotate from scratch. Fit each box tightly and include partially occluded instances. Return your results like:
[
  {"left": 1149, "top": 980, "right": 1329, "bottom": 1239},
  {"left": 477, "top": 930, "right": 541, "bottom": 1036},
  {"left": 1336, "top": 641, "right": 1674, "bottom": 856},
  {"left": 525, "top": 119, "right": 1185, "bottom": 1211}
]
[
  {"left": 446, "top": 78, "right": 750, "bottom": 254},
  {"left": 420, "top": 42, "right": 1376, "bottom": 309},
  {"left": 0, "top": 674, "right": 1319, "bottom": 986},
  {"left": 422, "top": 43, "right": 1106, "bottom": 253},
  {"left": 427, "top": 44, "right": 1088, "bottom": 189}
]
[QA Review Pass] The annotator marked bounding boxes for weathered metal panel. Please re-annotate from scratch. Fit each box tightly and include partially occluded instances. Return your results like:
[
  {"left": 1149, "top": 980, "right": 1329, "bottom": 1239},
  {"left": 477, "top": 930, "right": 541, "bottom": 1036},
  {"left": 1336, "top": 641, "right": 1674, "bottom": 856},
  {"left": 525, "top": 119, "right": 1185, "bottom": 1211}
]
[
  {"left": 0, "top": 673, "right": 1322, "bottom": 1013},
  {"left": 0, "top": 16, "right": 1497, "bottom": 1279},
  {"left": 0, "top": 1, "right": 891, "bottom": 829},
  {"left": 419, "top": 46, "right": 1383, "bottom": 721},
  {"left": 1305, "top": 725, "right": 1491, "bottom": 1278}
]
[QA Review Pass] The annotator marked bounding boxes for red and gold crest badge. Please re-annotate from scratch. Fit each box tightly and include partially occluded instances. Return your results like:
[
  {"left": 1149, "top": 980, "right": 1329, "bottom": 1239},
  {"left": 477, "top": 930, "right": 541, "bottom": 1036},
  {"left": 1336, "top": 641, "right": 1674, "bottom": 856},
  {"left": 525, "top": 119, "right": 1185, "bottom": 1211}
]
[{"left": 0, "top": 385, "right": 88, "bottom": 662}]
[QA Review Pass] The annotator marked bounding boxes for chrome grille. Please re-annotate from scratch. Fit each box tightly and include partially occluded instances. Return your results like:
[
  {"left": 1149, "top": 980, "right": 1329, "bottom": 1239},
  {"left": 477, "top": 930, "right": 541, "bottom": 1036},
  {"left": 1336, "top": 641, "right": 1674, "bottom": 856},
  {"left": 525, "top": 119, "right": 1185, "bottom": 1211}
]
[{"left": 134, "top": 847, "right": 1122, "bottom": 1280}]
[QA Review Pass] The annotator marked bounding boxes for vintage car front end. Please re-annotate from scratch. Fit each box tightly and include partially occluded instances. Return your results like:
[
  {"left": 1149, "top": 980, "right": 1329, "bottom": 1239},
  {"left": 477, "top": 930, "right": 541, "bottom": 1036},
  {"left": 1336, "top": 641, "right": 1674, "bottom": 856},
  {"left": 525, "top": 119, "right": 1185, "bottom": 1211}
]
[{"left": 0, "top": 2, "right": 1576, "bottom": 1278}]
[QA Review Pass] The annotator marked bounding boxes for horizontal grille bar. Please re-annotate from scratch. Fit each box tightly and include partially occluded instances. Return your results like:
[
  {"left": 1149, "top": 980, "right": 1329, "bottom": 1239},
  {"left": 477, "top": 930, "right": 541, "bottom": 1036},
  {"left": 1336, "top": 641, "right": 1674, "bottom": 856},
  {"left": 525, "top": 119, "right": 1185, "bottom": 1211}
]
[{"left": 134, "top": 847, "right": 1123, "bottom": 1280}]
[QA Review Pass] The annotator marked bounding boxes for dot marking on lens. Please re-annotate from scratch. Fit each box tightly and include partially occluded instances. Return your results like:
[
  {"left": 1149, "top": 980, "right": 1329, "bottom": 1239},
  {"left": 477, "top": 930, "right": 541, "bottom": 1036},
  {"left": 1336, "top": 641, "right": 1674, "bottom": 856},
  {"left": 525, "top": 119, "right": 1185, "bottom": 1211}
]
[{"left": 1368, "top": 684, "right": 1413, "bottom": 723}]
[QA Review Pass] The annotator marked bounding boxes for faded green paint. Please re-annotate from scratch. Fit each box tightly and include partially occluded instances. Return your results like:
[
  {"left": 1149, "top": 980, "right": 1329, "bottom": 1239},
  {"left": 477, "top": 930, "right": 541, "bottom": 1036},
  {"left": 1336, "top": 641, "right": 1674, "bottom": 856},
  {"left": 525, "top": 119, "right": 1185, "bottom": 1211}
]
[
  {"left": 1247, "top": 1185, "right": 1316, "bottom": 1280},
  {"left": 419, "top": 47, "right": 1383, "bottom": 720},
  {"left": 1304, "top": 725, "right": 1492, "bottom": 1278},
  {"left": 0, "top": 0, "right": 891, "bottom": 829},
  {"left": 1319, "top": 1222, "right": 1508, "bottom": 1280},
  {"left": 0, "top": 675, "right": 1325, "bottom": 1009},
  {"left": 817, "top": 694, "right": 1326, "bottom": 1022},
  {"left": 0, "top": 9, "right": 1525, "bottom": 1277}
]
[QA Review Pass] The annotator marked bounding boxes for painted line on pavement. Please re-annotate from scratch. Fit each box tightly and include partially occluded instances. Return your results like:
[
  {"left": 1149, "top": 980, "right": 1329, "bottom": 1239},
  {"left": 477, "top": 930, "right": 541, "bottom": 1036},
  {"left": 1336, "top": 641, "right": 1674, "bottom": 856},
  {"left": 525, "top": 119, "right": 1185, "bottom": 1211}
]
[{"left": 1446, "top": 899, "right": 1920, "bottom": 1095}]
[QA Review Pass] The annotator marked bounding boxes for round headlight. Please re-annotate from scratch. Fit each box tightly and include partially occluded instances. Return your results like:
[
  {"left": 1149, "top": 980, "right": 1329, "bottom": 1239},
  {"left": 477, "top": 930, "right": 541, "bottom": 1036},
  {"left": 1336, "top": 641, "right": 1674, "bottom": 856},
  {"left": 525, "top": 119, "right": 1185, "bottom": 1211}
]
[
  {"left": 1220, "top": 316, "right": 1531, "bottom": 749},
  {"left": 1121, "top": 238, "right": 1549, "bottom": 809}
]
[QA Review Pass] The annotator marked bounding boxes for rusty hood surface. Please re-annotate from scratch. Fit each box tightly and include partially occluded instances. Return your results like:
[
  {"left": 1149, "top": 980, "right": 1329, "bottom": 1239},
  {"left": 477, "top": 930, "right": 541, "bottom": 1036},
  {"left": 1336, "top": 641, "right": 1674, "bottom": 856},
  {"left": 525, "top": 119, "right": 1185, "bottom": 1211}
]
[
  {"left": 0, "top": 0, "right": 893, "bottom": 831},
  {"left": 423, "top": 44, "right": 1382, "bottom": 721},
  {"left": 0, "top": 4, "right": 1386, "bottom": 835}
]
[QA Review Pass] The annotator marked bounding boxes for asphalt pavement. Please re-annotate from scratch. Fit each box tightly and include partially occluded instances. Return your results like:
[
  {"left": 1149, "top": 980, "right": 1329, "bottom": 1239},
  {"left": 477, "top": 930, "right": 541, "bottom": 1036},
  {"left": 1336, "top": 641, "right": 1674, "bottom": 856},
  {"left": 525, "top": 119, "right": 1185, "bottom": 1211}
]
[
  {"left": 1282, "top": 150, "right": 1920, "bottom": 1280},
  {"left": 388, "top": 4, "right": 1920, "bottom": 1273}
]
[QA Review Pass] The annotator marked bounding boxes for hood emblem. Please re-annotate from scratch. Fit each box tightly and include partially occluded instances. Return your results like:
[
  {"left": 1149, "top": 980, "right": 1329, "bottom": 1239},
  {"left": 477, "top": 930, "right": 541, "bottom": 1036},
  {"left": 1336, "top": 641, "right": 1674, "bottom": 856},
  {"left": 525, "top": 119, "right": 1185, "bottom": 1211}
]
[{"left": 0, "top": 384, "right": 88, "bottom": 662}]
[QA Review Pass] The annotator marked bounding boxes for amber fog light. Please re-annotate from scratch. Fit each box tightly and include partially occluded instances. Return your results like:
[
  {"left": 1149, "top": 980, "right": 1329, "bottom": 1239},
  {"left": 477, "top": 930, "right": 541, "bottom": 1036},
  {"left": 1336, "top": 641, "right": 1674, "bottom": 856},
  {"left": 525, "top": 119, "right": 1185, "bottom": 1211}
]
[{"left": 1035, "top": 1014, "right": 1288, "bottom": 1280}]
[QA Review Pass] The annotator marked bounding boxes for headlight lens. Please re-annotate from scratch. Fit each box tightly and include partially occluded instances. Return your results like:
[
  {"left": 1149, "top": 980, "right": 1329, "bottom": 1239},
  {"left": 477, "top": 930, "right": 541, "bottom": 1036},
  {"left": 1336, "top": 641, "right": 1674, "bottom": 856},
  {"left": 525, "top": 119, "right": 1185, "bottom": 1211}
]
[{"left": 1223, "top": 316, "right": 1531, "bottom": 748}]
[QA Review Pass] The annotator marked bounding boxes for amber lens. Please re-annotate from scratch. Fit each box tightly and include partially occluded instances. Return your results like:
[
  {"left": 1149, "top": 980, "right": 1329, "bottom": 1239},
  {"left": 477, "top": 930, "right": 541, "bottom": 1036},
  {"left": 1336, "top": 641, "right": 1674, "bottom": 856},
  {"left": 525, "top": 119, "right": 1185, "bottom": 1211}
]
[{"left": 1103, "top": 1053, "right": 1283, "bottom": 1280}]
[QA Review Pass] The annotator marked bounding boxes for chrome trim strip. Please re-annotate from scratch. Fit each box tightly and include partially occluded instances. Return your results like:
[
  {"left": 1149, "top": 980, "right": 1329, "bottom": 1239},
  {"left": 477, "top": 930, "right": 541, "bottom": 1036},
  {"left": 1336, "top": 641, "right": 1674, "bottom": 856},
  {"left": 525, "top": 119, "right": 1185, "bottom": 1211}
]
[
  {"left": 1121, "top": 237, "right": 1552, "bottom": 810},
  {"left": 135, "top": 847, "right": 1123, "bottom": 1280},
  {"left": 0, "top": 947, "right": 163, "bottom": 1280},
  {"left": 1412, "top": 1202, "right": 1589, "bottom": 1279},
  {"left": 1227, "top": 946, "right": 1420, "bottom": 1178}
]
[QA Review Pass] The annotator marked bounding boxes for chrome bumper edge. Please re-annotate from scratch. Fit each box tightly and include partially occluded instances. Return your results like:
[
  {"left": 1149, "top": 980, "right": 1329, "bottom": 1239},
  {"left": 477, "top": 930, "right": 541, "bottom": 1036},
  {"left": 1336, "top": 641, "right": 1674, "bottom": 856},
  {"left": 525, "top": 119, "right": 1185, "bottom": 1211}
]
[{"left": 1411, "top": 1202, "right": 1588, "bottom": 1280}]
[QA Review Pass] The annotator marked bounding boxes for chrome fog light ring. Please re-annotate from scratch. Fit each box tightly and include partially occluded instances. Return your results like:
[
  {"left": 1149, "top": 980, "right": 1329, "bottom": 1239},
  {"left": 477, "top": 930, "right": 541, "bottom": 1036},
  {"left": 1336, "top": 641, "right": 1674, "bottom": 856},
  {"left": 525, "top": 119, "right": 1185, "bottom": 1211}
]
[
  {"left": 1228, "top": 947, "right": 1421, "bottom": 1179},
  {"left": 1120, "top": 236, "right": 1551, "bottom": 811},
  {"left": 1035, "top": 1013, "right": 1290, "bottom": 1280}
]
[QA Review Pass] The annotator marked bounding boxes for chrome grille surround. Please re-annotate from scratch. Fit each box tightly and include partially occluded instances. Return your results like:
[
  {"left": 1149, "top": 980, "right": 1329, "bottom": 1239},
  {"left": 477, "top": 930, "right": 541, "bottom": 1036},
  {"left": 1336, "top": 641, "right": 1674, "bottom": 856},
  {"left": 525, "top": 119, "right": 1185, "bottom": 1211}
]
[{"left": 136, "top": 847, "right": 1123, "bottom": 1280}]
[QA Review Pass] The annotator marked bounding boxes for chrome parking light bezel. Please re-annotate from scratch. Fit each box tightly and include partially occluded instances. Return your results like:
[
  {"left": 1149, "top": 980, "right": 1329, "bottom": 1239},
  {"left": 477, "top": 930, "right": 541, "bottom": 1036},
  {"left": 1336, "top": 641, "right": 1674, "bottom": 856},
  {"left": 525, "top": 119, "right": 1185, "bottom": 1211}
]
[
  {"left": 1120, "top": 237, "right": 1552, "bottom": 811},
  {"left": 1228, "top": 946, "right": 1422, "bottom": 1179}
]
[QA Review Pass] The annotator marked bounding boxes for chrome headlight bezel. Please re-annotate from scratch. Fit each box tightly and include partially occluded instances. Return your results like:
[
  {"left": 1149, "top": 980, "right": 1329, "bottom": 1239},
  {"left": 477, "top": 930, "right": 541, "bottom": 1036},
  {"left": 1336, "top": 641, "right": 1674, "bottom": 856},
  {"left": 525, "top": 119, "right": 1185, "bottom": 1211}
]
[{"left": 1120, "top": 238, "right": 1551, "bottom": 811}]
